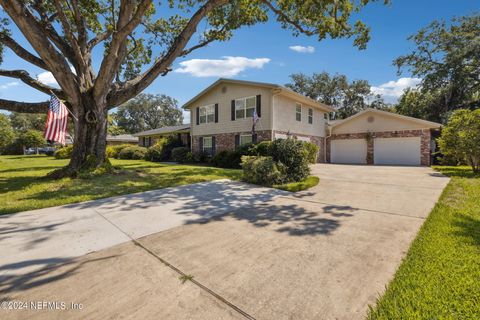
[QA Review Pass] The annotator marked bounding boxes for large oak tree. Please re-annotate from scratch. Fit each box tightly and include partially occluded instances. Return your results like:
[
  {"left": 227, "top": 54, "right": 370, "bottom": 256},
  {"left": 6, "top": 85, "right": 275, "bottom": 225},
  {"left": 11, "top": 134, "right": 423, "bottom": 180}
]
[{"left": 0, "top": 0, "right": 384, "bottom": 177}]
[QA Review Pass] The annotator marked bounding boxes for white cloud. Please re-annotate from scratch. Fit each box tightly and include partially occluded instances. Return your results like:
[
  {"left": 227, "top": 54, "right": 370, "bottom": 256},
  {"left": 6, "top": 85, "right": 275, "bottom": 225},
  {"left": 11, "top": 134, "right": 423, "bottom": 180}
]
[
  {"left": 37, "top": 71, "right": 59, "bottom": 86},
  {"left": 371, "top": 77, "right": 422, "bottom": 101},
  {"left": 174, "top": 56, "right": 271, "bottom": 77},
  {"left": 37, "top": 66, "right": 76, "bottom": 86},
  {"left": 0, "top": 81, "right": 20, "bottom": 90},
  {"left": 289, "top": 45, "right": 315, "bottom": 53}
]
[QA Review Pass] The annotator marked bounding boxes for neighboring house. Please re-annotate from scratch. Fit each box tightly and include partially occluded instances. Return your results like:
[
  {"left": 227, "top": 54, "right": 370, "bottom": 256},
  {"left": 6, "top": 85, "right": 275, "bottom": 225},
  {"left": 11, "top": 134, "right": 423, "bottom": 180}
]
[
  {"left": 182, "top": 78, "right": 334, "bottom": 162},
  {"left": 106, "top": 134, "right": 138, "bottom": 146},
  {"left": 327, "top": 108, "right": 441, "bottom": 166},
  {"left": 134, "top": 124, "right": 190, "bottom": 148}
]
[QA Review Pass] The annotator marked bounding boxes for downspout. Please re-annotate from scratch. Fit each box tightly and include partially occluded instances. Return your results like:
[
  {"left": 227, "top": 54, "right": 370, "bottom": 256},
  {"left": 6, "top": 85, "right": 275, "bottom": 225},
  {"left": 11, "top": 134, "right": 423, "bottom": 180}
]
[
  {"left": 324, "top": 114, "right": 332, "bottom": 163},
  {"left": 271, "top": 88, "right": 282, "bottom": 140}
]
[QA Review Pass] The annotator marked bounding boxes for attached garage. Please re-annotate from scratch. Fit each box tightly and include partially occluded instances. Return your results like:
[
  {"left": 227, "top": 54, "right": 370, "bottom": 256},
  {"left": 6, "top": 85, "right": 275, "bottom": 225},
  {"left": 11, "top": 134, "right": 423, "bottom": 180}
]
[
  {"left": 328, "top": 109, "right": 441, "bottom": 166},
  {"left": 374, "top": 137, "right": 421, "bottom": 165},
  {"left": 331, "top": 139, "right": 367, "bottom": 164}
]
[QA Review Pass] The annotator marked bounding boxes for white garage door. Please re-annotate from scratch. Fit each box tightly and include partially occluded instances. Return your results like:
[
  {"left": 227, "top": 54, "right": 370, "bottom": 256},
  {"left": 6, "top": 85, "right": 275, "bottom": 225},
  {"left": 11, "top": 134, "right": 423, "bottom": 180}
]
[
  {"left": 374, "top": 137, "right": 421, "bottom": 165},
  {"left": 331, "top": 139, "right": 367, "bottom": 164}
]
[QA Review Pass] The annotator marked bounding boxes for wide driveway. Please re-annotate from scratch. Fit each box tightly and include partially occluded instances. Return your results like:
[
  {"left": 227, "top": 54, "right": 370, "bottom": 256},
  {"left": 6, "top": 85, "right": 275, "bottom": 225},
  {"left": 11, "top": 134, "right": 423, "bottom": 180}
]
[{"left": 0, "top": 164, "right": 449, "bottom": 319}]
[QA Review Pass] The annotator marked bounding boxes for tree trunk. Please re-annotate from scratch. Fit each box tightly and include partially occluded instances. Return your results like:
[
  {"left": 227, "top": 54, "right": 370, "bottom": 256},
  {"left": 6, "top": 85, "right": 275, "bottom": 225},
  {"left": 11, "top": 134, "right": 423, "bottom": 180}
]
[{"left": 49, "top": 95, "right": 109, "bottom": 178}]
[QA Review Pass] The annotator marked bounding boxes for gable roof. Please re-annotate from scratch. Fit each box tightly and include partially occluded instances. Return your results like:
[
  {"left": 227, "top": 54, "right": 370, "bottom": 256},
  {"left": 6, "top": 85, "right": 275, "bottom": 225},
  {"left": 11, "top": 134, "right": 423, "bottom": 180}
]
[
  {"left": 181, "top": 78, "right": 334, "bottom": 112},
  {"left": 330, "top": 108, "right": 442, "bottom": 129},
  {"left": 133, "top": 124, "right": 190, "bottom": 137}
]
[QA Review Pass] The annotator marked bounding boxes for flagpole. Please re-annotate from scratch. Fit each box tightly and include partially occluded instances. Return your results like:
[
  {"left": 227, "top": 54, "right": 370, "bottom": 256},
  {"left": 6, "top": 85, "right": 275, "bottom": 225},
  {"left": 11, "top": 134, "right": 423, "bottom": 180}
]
[{"left": 49, "top": 90, "right": 78, "bottom": 122}]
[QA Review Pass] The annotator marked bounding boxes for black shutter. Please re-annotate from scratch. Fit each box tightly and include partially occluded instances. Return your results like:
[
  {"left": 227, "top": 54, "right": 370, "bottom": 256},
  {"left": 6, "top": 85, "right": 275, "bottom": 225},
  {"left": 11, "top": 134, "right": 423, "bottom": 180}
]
[
  {"left": 256, "top": 95, "right": 261, "bottom": 117},
  {"left": 215, "top": 103, "right": 219, "bottom": 123},
  {"left": 212, "top": 136, "right": 216, "bottom": 155},
  {"left": 196, "top": 107, "right": 200, "bottom": 125},
  {"left": 252, "top": 134, "right": 258, "bottom": 144},
  {"left": 199, "top": 137, "right": 203, "bottom": 153},
  {"left": 235, "top": 134, "right": 240, "bottom": 148},
  {"left": 231, "top": 100, "right": 235, "bottom": 120}
]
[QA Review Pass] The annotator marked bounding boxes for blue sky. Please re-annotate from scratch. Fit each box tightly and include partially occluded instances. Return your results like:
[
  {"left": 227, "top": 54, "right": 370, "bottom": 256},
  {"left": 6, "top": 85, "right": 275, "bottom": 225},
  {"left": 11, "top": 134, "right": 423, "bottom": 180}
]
[{"left": 0, "top": 0, "right": 478, "bottom": 123}]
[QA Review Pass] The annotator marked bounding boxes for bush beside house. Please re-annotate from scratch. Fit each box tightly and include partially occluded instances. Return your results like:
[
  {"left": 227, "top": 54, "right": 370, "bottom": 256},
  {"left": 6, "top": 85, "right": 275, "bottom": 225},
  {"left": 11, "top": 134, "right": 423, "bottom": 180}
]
[{"left": 118, "top": 146, "right": 148, "bottom": 160}]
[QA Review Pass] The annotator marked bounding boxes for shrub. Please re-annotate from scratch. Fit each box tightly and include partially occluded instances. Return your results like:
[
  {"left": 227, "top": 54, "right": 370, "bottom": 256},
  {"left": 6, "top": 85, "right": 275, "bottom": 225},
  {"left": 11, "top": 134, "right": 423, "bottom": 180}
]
[
  {"left": 211, "top": 150, "right": 240, "bottom": 168},
  {"left": 110, "top": 144, "right": 132, "bottom": 159},
  {"left": 106, "top": 146, "right": 115, "bottom": 158},
  {"left": 251, "top": 141, "right": 273, "bottom": 156},
  {"left": 171, "top": 147, "right": 190, "bottom": 163},
  {"left": 302, "top": 141, "right": 319, "bottom": 164},
  {"left": 185, "top": 151, "right": 194, "bottom": 163},
  {"left": 241, "top": 156, "right": 285, "bottom": 186},
  {"left": 271, "top": 138, "right": 310, "bottom": 182},
  {"left": 118, "top": 146, "right": 147, "bottom": 160},
  {"left": 54, "top": 145, "right": 73, "bottom": 159},
  {"left": 145, "top": 138, "right": 167, "bottom": 162}
]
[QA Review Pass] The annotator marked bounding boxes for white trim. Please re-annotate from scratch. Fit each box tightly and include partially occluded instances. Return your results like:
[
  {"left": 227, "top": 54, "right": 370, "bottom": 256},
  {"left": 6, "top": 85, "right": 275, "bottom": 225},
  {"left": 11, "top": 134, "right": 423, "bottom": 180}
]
[
  {"left": 330, "top": 108, "right": 442, "bottom": 129},
  {"left": 199, "top": 104, "right": 215, "bottom": 124},
  {"left": 295, "top": 103, "right": 302, "bottom": 122},
  {"left": 234, "top": 95, "right": 256, "bottom": 120}
]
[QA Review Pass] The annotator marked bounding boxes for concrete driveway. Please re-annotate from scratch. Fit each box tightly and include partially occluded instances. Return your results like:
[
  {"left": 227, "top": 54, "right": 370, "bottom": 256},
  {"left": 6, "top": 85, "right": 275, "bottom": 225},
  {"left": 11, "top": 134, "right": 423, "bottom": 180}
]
[{"left": 0, "top": 165, "right": 449, "bottom": 319}]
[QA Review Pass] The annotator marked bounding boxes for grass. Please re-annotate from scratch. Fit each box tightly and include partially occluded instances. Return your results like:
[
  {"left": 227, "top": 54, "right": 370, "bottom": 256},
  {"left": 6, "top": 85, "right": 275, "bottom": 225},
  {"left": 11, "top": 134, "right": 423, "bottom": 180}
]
[
  {"left": 273, "top": 176, "right": 319, "bottom": 192},
  {"left": 0, "top": 155, "right": 241, "bottom": 215},
  {"left": 368, "top": 166, "right": 480, "bottom": 319}
]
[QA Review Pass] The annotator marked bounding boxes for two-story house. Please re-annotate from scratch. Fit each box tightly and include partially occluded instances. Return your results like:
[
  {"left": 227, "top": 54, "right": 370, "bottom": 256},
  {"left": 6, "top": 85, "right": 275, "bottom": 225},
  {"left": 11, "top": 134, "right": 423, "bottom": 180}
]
[{"left": 182, "top": 78, "right": 334, "bottom": 162}]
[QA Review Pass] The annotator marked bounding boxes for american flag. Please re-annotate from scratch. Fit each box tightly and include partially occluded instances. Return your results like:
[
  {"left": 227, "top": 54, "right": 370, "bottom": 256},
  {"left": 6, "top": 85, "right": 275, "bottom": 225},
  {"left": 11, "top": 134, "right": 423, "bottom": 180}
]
[
  {"left": 44, "top": 95, "right": 68, "bottom": 145},
  {"left": 252, "top": 109, "right": 259, "bottom": 134}
]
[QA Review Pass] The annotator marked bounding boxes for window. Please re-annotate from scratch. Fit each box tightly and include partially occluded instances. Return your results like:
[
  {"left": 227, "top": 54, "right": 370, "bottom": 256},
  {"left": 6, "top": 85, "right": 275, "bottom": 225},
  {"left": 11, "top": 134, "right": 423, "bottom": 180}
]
[
  {"left": 199, "top": 104, "right": 215, "bottom": 124},
  {"left": 203, "top": 136, "right": 213, "bottom": 154},
  {"left": 296, "top": 103, "right": 302, "bottom": 122},
  {"left": 308, "top": 108, "right": 313, "bottom": 124},
  {"left": 235, "top": 96, "right": 256, "bottom": 119},
  {"left": 240, "top": 134, "right": 253, "bottom": 146}
]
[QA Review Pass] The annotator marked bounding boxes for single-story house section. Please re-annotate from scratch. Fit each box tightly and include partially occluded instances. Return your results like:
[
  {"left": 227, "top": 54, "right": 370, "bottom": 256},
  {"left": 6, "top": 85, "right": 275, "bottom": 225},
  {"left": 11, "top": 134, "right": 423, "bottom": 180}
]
[
  {"left": 327, "top": 108, "right": 441, "bottom": 166},
  {"left": 106, "top": 134, "right": 138, "bottom": 145},
  {"left": 134, "top": 124, "right": 191, "bottom": 148}
]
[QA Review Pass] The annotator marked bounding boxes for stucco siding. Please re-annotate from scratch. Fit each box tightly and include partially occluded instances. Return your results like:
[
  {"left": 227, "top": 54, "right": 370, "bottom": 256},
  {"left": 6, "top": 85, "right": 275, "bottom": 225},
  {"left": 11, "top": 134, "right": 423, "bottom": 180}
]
[
  {"left": 332, "top": 112, "right": 428, "bottom": 134},
  {"left": 272, "top": 94, "right": 326, "bottom": 137},
  {"left": 189, "top": 83, "right": 273, "bottom": 136}
]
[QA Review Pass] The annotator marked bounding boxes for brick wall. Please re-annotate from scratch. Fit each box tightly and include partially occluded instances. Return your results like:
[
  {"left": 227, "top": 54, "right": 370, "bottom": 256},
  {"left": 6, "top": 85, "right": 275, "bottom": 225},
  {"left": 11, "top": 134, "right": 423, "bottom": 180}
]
[
  {"left": 274, "top": 130, "right": 325, "bottom": 163},
  {"left": 326, "top": 129, "right": 432, "bottom": 165},
  {"left": 192, "top": 130, "right": 272, "bottom": 154}
]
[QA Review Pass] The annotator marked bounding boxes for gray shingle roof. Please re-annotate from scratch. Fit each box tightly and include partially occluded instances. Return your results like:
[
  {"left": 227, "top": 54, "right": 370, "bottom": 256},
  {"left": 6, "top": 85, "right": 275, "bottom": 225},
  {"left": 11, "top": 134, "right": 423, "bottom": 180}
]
[{"left": 133, "top": 124, "right": 190, "bottom": 137}]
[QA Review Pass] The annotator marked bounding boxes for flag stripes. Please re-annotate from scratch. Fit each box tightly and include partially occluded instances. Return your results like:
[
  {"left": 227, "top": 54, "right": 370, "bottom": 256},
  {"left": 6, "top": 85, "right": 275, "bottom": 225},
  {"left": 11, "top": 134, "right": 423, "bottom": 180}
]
[{"left": 44, "top": 96, "right": 68, "bottom": 145}]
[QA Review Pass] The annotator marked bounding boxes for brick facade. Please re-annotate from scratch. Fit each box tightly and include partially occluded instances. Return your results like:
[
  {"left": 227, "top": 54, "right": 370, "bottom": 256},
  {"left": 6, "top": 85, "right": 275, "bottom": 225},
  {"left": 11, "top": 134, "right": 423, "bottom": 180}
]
[
  {"left": 273, "top": 130, "right": 326, "bottom": 163},
  {"left": 192, "top": 130, "right": 272, "bottom": 154},
  {"left": 326, "top": 129, "right": 432, "bottom": 165}
]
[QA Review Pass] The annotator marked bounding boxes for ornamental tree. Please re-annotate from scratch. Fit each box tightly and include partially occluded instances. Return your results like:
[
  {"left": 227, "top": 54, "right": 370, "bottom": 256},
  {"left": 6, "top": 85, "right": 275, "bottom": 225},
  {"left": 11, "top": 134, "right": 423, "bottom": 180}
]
[
  {"left": 438, "top": 109, "right": 480, "bottom": 173},
  {"left": 0, "top": 0, "right": 384, "bottom": 177}
]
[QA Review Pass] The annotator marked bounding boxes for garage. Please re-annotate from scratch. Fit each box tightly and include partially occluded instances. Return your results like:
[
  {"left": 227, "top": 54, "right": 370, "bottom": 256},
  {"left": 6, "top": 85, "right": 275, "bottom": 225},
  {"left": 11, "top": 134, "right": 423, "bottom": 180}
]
[
  {"left": 331, "top": 139, "right": 367, "bottom": 164},
  {"left": 374, "top": 137, "right": 421, "bottom": 165},
  {"left": 328, "top": 108, "right": 442, "bottom": 166}
]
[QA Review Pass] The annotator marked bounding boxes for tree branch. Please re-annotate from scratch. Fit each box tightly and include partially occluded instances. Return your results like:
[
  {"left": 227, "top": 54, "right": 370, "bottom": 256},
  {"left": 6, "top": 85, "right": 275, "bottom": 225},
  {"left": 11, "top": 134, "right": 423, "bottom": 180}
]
[
  {"left": 0, "top": 33, "right": 49, "bottom": 70},
  {"left": 260, "top": 0, "right": 315, "bottom": 36},
  {"left": 0, "top": 69, "right": 64, "bottom": 97},
  {"left": 94, "top": 0, "right": 152, "bottom": 103},
  {"left": 1, "top": 0, "right": 81, "bottom": 105},
  {"left": 0, "top": 98, "right": 49, "bottom": 113},
  {"left": 109, "top": 0, "right": 229, "bottom": 107}
]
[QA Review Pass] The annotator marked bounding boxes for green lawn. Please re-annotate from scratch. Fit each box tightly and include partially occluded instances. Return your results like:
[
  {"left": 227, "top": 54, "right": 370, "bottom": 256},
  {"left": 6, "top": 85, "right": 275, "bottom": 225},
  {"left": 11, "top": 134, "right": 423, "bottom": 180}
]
[
  {"left": 368, "top": 166, "right": 480, "bottom": 319},
  {"left": 274, "top": 176, "right": 319, "bottom": 192},
  {"left": 0, "top": 155, "right": 241, "bottom": 215}
]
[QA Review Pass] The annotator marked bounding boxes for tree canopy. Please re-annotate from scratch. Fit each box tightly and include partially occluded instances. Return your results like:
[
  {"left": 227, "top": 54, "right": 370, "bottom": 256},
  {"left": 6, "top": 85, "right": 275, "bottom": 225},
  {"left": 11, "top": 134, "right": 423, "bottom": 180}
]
[
  {"left": 114, "top": 93, "right": 183, "bottom": 133},
  {"left": 0, "top": 0, "right": 385, "bottom": 176},
  {"left": 286, "top": 72, "right": 390, "bottom": 119},
  {"left": 394, "top": 14, "right": 480, "bottom": 122},
  {"left": 438, "top": 109, "right": 480, "bottom": 173}
]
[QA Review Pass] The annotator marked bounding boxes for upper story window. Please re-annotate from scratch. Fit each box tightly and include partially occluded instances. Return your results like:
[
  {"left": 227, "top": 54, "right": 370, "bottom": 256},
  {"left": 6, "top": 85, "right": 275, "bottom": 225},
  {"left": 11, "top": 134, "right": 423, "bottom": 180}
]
[
  {"left": 308, "top": 108, "right": 313, "bottom": 124},
  {"left": 235, "top": 96, "right": 256, "bottom": 119},
  {"left": 199, "top": 104, "right": 215, "bottom": 124},
  {"left": 296, "top": 103, "right": 302, "bottom": 122}
]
